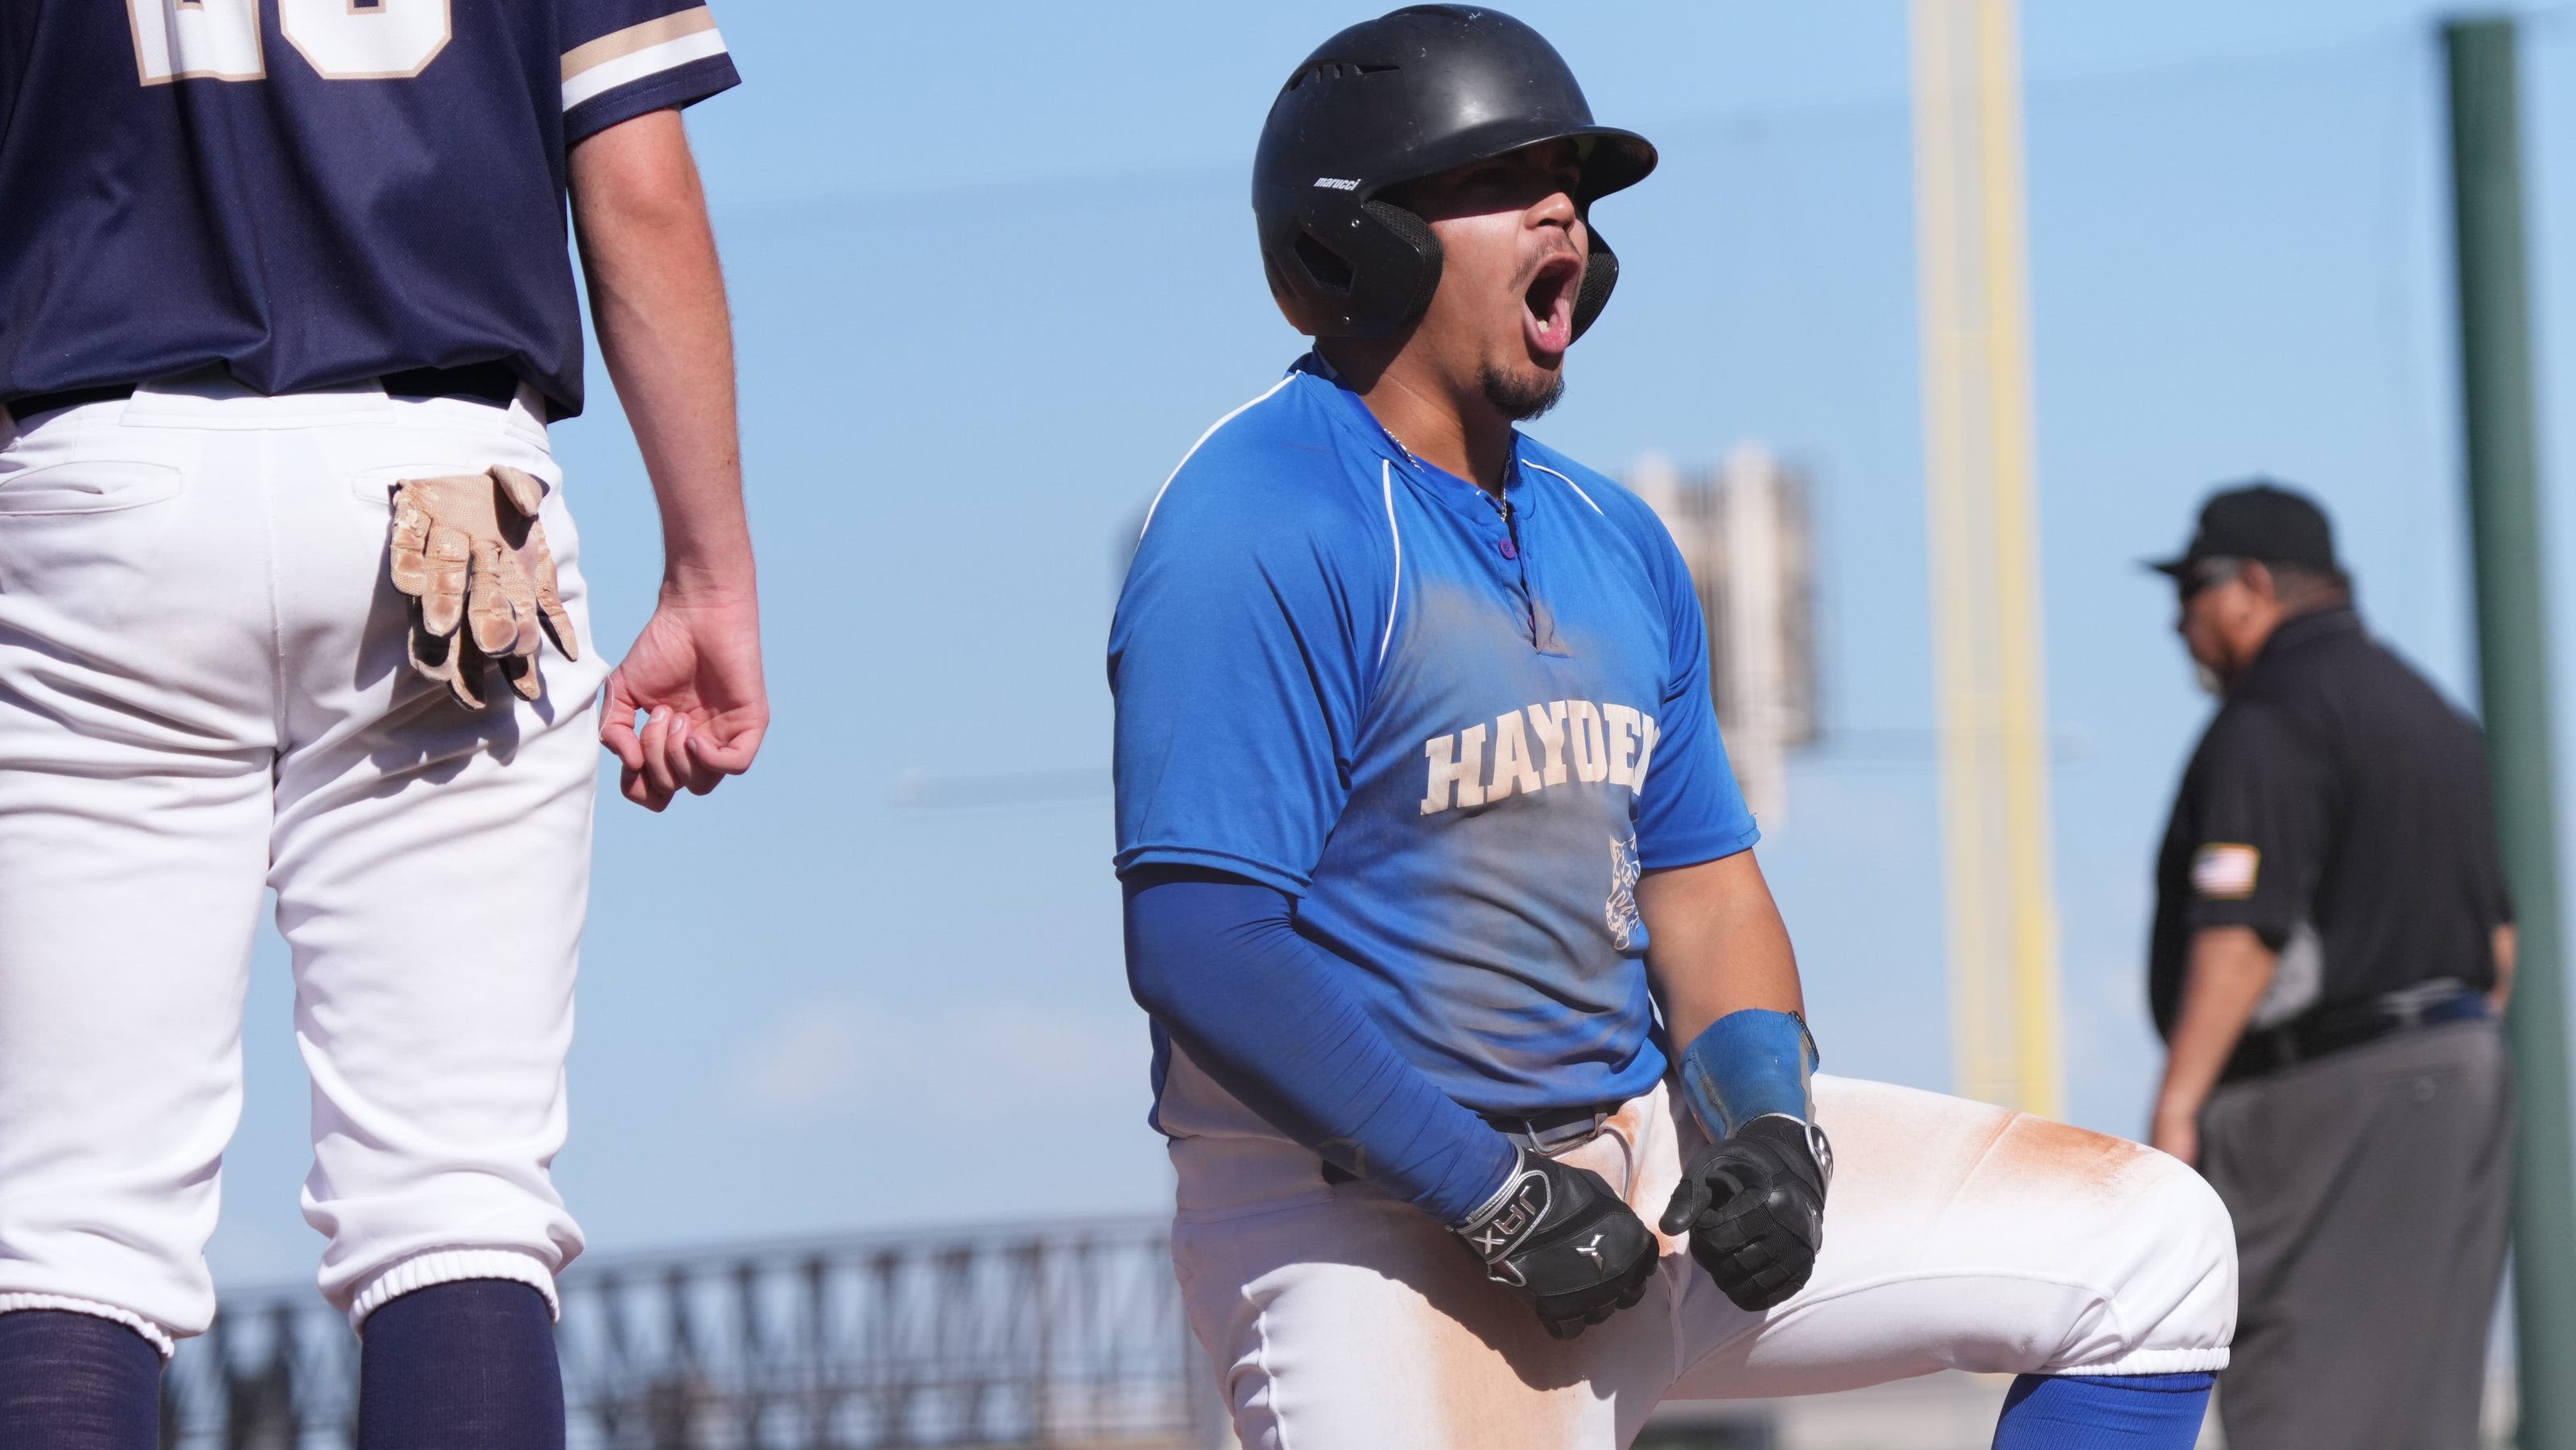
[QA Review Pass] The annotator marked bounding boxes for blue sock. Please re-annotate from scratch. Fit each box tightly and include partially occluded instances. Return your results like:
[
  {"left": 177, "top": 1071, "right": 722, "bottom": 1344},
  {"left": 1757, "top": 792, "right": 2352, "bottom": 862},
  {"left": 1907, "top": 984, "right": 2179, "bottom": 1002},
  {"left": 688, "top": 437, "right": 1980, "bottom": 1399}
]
[
  {"left": 0, "top": 1310, "right": 162, "bottom": 1450},
  {"left": 1992, "top": 1373, "right": 2215, "bottom": 1449},
  {"left": 357, "top": 1279, "right": 564, "bottom": 1450}
]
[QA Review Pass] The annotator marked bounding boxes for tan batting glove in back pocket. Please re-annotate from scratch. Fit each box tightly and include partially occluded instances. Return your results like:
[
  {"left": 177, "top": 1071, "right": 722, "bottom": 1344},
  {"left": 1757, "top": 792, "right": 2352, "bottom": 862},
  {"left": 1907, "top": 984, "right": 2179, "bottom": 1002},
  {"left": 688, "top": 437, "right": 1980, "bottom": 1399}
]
[{"left": 388, "top": 465, "right": 579, "bottom": 709}]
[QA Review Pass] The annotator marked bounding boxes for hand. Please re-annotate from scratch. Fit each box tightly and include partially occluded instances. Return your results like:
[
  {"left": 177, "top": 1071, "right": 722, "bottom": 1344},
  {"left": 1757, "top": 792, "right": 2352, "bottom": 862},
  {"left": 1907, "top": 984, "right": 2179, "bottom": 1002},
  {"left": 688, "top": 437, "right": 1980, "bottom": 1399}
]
[
  {"left": 2149, "top": 1102, "right": 2201, "bottom": 1168},
  {"left": 1452, "top": 1147, "right": 1658, "bottom": 1339},
  {"left": 1660, "top": 1114, "right": 1828, "bottom": 1312},
  {"left": 601, "top": 587, "right": 766, "bottom": 811}
]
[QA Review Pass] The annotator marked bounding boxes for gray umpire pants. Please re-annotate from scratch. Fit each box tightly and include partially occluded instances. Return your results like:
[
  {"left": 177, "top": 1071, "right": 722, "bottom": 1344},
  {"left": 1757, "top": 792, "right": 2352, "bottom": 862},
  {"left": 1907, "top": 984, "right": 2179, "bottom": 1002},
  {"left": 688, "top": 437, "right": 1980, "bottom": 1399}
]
[{"left": 2198, "top": 1018, "right": 2512, "bottom": 1450}]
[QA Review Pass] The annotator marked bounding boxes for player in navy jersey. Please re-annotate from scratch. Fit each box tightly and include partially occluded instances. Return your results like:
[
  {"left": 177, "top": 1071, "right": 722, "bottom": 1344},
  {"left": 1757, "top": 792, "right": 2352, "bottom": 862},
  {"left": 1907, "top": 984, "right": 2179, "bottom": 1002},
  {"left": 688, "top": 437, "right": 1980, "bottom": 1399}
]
[
  {"left": 0, "top": 2, "right": 763, "bottom": 1444},
  {"left": 1113, "top": 10, "right": 2235, "bottom": 1446}
]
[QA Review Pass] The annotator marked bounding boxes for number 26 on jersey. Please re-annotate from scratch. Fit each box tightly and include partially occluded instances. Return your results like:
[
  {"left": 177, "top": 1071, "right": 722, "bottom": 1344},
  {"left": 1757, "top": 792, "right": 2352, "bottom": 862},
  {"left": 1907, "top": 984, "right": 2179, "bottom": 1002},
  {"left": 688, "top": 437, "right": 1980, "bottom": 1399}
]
[{"left": 128, "top": 0, "right": 450, "bottom": 85}]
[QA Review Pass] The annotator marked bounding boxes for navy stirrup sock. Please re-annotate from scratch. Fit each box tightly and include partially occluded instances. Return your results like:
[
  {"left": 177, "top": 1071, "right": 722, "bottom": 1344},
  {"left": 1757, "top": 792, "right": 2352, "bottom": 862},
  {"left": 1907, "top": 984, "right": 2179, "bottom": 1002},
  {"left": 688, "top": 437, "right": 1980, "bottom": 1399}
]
[
  {"left": 357, "top": 1279, "right": 565, "bottom": 1450},
  {"left": 1992, "top": 1372, "right": 2215, "bottom": 1449},
  {"left": 0, "top": 1310, "right": 163, "bottom": 1450}
]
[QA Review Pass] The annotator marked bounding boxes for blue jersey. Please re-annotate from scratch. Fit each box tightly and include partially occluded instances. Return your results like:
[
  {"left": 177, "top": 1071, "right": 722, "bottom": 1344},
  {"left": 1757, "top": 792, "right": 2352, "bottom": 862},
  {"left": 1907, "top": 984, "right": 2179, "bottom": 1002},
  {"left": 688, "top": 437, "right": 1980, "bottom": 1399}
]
[
  {"left": 1110, "top": 358, "right": 1760, "bottom": 1119},
  {"left": 0, "top": 0, "right": 738, "bottom": 416}
]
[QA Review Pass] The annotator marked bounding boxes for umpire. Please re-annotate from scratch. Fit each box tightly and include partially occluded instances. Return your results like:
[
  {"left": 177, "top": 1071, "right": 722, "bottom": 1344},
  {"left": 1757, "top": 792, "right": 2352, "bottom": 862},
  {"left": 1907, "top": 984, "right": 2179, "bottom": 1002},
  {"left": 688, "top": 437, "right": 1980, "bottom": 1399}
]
[{"left": 2145, "top": 482, "right": 2513, "bottom": 1450}]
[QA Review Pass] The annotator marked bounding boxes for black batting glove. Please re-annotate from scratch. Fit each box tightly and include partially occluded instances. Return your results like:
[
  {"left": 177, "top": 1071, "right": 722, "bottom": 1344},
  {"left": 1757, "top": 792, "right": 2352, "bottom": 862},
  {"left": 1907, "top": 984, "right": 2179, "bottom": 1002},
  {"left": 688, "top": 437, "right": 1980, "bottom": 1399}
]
[
  {"left": 1452, "top": 1147, "right": 1658, "bottom": 1339},
  {"left": 1659, "top": 1113, "right": 1831, "bottom": 1312}
]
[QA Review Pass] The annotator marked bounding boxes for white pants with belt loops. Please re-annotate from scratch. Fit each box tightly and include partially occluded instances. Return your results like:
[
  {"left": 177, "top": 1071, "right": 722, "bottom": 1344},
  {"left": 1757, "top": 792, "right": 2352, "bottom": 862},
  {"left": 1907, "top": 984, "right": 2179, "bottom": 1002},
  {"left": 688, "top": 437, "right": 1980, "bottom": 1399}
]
[
  {"left": 1166, "top": 1054, "right": 2238, "bottom": 1450},
  {"left": 0, "top": 378, "right": 607, "bottom": 1353}
]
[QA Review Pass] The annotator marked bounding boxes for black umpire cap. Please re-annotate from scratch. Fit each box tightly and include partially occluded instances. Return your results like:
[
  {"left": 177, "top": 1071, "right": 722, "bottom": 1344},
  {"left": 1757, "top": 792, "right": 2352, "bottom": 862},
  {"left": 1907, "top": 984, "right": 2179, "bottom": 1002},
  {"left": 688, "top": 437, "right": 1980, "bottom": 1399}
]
[{"left": 2149, "top": 481, "right": 2343, "bottom": 583}]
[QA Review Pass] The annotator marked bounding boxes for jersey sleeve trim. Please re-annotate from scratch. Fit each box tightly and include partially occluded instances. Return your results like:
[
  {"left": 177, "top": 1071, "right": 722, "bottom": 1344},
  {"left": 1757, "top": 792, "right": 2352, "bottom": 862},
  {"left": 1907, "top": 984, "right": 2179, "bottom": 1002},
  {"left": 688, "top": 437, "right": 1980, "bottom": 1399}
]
[
  {"left": 1636, "top": 820, "right": 1761, "bottom": 872},
  {"left": 1523, "top": 460, "right": 1607, "bottom": 515},
  {"left": 1139, "top": 372, "right": 1300, "bottom": 535},
  {"left": 563, "top": 7, "right": 729, "bottom": 110},
  {"left": 564, "top": 56, "right": 740, "bottom": 146},
  {"left": 1113, "top": 845, "right": 1315, "bottom": 899},
  {"left": 1377, "top": 460, "right": 1404, "bottom": 667}
]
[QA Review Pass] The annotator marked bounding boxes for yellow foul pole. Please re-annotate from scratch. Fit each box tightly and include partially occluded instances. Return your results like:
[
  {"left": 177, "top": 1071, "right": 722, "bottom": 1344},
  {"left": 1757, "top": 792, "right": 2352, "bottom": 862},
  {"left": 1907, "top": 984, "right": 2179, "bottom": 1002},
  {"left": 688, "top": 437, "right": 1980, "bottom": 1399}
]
[{"left": 1909, "top": 0, "right": 2063, "bottom": 1117}]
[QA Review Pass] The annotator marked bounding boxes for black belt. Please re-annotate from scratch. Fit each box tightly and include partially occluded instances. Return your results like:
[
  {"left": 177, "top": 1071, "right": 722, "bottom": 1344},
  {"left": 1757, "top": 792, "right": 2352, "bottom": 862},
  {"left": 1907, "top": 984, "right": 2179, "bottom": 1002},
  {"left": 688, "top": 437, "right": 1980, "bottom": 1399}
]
[
  {"left": 1319, "top": 1101, "right": 1618, "bottom": 1187},
  {"left": 6, "top": 361, "right": 522, "bottom": 421},
  {"left": 2219, "top": 981, "right": 2491, "bottom": 1085}
]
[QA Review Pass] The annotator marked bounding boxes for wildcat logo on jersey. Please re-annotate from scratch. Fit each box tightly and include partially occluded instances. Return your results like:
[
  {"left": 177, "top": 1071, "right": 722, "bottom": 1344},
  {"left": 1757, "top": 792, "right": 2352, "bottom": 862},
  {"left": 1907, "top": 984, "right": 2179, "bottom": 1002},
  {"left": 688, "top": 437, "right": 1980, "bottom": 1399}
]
[
  {"left": 1420, "top": 700, "right": 1661, "bottom": 816},
  {"left": 1606, "top": 832, "right": 1643, "bottom": 950}
]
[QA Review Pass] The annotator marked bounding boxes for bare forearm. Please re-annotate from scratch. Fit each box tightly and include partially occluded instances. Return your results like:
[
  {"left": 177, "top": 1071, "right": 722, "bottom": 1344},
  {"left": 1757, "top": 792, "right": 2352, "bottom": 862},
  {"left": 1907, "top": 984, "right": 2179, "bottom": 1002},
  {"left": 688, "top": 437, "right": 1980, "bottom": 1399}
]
[
  {"left": 568, "top": 108, "right": 752, "bottom": 594},
  {"left": 2491, "top": 923, "right": 2519, "bottom": 1012},
  {"left": 1638, "top": 851, "right": 1804, "bottom": 1050},
  {"left": 2153, "top": 927, "right": 2277, "bottom": 1153},
  {"left": 571, "top": 108, "right": 768, "bottom": 808}
]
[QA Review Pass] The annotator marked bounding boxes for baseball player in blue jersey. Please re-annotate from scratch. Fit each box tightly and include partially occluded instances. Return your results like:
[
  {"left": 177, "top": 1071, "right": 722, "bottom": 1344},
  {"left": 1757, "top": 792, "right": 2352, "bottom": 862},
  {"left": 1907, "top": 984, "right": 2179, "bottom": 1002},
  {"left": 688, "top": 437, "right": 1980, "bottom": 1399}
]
[
  {"left": 0, "top": 2, "right": 762, "bottom": 1444},
  {"left": 1111, "top": 10, "right": 2235, "bottom": 1447}
]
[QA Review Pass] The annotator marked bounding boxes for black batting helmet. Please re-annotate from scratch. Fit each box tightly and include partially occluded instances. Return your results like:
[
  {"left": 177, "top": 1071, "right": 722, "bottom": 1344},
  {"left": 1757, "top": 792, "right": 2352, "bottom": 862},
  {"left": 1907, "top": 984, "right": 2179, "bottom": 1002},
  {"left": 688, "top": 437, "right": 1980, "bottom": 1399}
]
[{"left": 1253, "top": 5, "right": 1658, "bottom": 341}]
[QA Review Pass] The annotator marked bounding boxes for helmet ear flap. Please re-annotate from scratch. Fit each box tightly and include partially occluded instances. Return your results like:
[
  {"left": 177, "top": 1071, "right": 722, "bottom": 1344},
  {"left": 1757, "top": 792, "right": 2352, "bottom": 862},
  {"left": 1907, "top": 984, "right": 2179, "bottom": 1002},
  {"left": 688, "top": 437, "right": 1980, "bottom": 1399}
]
[
  {"left": 1569, "top": 225, "right": 1618, "bottom": 342},
  {"left": 1356, "top": 200, "right": 1443, "bottom": 337},
  {"left": 1261, "top": 200, "right": 1444, "bottom": 338}
]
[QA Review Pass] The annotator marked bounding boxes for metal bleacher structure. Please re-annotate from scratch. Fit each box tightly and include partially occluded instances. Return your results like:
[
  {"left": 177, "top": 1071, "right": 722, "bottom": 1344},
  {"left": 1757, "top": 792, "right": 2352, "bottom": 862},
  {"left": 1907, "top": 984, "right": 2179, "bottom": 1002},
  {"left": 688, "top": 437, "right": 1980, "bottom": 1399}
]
[{"left": 162, "top": 1216, "right": 1227, "bottom": 1450}]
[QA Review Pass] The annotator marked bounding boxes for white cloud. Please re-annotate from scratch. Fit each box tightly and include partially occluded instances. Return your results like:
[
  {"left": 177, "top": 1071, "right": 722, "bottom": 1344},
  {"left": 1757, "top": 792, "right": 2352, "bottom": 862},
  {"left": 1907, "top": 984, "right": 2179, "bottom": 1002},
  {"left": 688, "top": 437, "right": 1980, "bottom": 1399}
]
[{"left": 737, "top": 1003, "right": 874, "bottom": 1110}]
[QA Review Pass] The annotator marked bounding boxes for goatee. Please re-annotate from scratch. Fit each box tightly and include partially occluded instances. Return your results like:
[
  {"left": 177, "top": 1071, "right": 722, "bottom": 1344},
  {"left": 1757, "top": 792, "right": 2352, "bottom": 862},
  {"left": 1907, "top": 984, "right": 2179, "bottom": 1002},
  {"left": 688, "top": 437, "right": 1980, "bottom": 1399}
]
[{"left": 1480, "top": 363, "right": 1565, "bottom": 422}]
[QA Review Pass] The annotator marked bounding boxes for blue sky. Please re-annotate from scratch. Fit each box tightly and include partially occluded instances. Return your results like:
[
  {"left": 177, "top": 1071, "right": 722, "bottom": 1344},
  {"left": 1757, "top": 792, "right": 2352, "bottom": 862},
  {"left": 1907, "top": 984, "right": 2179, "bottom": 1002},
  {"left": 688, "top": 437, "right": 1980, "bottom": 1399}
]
[{"left": 204, "top": 2, "right": 2576, "bottom": 1283}]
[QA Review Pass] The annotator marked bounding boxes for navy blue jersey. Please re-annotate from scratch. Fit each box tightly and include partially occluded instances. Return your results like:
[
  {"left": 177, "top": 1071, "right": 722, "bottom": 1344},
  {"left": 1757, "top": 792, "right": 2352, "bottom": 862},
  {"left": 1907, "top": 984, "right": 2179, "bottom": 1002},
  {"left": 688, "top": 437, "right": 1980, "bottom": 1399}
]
[
  {"left": 1111, "top": 357, "right": 1759, "bottom": 1119},
  {"left": 0, "top": 0, "right": 739, "bottom": 416}
]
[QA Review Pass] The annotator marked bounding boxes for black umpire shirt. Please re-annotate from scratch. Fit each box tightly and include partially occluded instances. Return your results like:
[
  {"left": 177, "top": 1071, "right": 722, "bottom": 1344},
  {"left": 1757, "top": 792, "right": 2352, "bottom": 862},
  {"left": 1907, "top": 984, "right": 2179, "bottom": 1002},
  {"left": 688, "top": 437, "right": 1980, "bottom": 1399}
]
[{"left": 2149, "top": 605, "right": 2513, "bottom": 1039}]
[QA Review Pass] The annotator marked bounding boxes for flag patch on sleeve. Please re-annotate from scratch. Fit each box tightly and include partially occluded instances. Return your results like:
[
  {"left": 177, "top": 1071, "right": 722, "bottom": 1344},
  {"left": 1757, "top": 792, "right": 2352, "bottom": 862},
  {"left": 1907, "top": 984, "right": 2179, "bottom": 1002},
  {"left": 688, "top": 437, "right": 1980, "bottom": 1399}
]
[{"left": 2192, "top": 843, "right": 2260, "bottom": 899}]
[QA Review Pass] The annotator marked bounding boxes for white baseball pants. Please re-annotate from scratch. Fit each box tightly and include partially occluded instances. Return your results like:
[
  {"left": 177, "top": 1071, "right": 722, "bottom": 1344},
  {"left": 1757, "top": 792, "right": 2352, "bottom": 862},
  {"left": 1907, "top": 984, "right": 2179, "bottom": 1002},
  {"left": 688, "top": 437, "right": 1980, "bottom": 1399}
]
[
  {"left": 1166, "top": 1059, "right": 2236, "bottom": 1449},
  {"left": 0, "top": 378, "right": 607, "bottom": 1353}
]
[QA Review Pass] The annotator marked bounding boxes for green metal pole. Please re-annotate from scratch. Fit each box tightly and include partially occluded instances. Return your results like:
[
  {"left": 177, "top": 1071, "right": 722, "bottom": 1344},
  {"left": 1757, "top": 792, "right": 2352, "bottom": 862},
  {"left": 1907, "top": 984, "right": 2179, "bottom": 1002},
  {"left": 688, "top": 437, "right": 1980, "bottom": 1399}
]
[{"left": 2446, "top": 16, "right": 2576, "bottom": 1447}]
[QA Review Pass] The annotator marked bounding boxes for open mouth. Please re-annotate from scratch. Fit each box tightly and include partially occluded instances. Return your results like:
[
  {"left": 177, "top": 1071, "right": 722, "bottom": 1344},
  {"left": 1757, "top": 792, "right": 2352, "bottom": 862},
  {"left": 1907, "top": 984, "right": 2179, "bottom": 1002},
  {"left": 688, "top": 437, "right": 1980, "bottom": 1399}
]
[{"left": 1521, "top": 252, "right": 1583, "bottom": 357}]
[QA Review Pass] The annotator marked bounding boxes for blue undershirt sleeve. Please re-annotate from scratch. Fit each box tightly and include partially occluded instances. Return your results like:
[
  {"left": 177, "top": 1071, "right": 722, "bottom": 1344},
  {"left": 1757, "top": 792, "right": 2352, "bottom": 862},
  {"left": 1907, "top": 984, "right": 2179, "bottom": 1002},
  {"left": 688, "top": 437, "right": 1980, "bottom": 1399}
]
[{"left": 1122, "top": 865, "right": 1518, "bottom": 1227}]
